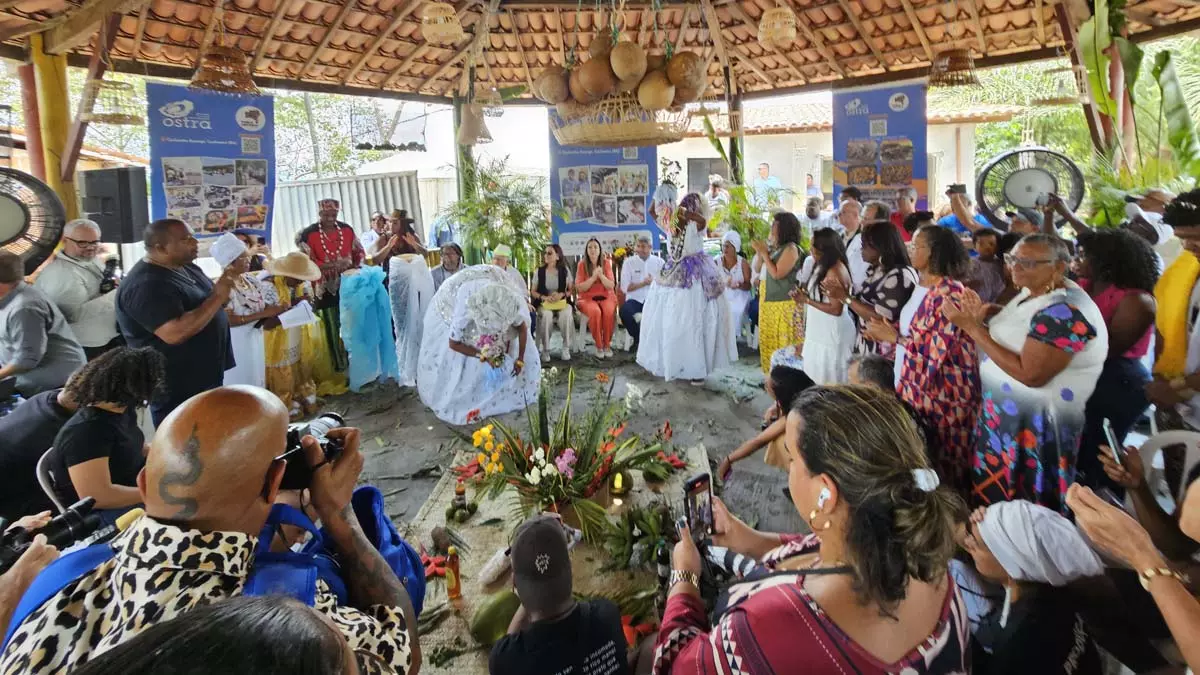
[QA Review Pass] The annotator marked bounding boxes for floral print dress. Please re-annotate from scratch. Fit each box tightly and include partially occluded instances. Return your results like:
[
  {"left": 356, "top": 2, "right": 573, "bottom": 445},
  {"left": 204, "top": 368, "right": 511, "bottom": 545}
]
[{"left": 972, "top": 282, "right": 1108, "bottom": 514}]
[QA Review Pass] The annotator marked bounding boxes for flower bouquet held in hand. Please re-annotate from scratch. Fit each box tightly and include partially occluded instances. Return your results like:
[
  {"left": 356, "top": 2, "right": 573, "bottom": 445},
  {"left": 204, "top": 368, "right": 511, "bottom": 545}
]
[
  {"left": 461, "top": 369, "right": 667, "bottom": 540},
  {"left": 475, "top": 333, "right": 506, "bottom": 368}
]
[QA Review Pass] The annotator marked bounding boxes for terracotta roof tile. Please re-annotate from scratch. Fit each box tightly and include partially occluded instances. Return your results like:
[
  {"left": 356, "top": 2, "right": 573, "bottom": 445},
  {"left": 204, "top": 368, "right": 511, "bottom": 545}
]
[{"left": 685, "top": 102, "right": 1024, "bottom": 136}]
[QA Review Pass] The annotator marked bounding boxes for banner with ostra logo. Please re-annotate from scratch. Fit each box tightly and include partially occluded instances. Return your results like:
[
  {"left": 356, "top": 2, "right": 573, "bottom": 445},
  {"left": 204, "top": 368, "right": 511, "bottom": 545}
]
[
  {"left": 831, "top": 80, "right": 927, "bottom": 210},
  {"left": 147, "top": 82, "right": 276, "bottom": 248}
]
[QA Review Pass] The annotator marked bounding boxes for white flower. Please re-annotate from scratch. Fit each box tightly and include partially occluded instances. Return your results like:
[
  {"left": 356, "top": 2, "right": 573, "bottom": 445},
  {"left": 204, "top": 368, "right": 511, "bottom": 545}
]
[
  {"left": 624, "top": 383, "right": 646, "bottom": 413},
  {"left": 543, "top": 462, "right": 558, "bottom": 476},
  {"left": 527, "top": 467, "right": 542, "bottom": 485},
  {"left": 632, "top": 525, "right": 642, "bottom": 538},
  {"left": 534, "top": 448, "right": 546, "bottom": 463}
]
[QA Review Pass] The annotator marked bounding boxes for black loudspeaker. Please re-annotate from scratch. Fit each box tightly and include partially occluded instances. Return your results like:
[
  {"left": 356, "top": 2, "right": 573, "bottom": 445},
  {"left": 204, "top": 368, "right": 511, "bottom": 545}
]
[{"left": 79, "top": 167, "right": 149, "bottom": 244}]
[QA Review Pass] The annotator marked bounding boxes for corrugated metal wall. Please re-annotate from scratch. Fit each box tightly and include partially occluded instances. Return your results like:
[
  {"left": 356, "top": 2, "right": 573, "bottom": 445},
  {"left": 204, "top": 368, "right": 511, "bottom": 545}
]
[{"left": 272, "top": 171, "right": 423, "bottom": 253}]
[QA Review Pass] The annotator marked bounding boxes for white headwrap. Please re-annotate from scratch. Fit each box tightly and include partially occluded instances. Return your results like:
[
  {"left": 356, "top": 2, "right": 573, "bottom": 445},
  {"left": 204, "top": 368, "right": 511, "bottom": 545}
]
[
  {"left": 979, "top": 500, "right": 1103, "bottom": 587},
  {"left": 466, "top": 282, "right": 525, "bottom": 335},
  {"left": 721, "top": 230, "right": 742, "bottom": 253}
]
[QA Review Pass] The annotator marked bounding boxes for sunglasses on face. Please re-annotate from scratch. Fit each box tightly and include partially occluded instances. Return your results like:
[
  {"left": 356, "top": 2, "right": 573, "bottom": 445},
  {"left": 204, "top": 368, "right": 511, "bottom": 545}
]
[{"left": 1003, "top": 253, "right": 1055, "bottom": 269}]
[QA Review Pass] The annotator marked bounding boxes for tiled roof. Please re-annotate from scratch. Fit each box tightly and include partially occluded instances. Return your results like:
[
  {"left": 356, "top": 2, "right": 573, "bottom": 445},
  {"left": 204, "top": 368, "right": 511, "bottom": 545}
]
[
  {"left": 685, "top": 102, "right": 1024, "bottom": 136},
  {"left": 9, "top": 127, "right": 149, "bottom": 165},
  {"left": 0, "top": 0, "right": 1194, "bottom": 102}
]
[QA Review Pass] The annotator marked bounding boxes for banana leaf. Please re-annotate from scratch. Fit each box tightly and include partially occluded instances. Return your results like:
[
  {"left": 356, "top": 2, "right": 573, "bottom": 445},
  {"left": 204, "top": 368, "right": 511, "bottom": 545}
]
[
  {"left": 1152, "top": 51, "right": 1200, "bottom": 177},
  {"left": 1078, "top": 0, "right": 1117, "bottom": 118},
  {"left": 498, "top": 85, "right": 526, "bottom": 101},
  {"left": 537, "top": 382, "right": 550, "bottom": 448},
  {"left": 1114, "top": 37, "right": 1144, "bottom": 107},
  {"left": 570, "top": 498, "right": 612, "bottom": 543}
]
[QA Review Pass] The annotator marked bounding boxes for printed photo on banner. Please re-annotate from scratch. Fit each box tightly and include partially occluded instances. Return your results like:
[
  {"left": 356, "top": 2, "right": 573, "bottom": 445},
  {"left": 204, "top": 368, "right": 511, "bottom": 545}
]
[
  {"left": 165, "top": 186, "right": 202, "bottom": 209},
  {"left": 168, "top": 208, "right": 204, "bottom": 227},
  {"left": 237, "top": 205, "right": 269, "bottom": 228},
  {"left": 591, "top": 167, "right": 618, "bottom": 196},
  {"left": 559, "top": 167, "right": 591, "bottom": 198},
  {"left": 205, "top": 184, "right": 232, "bottom": 210},
  {"left": 202, "top": 158, "right": 237, "bottom": 186},
  {"left": 203, "top": 209, "right": 234, "bottom": 233},
  {"left": 564, "top": 195, "right": 593, "bottom": 221},
  {"left": 618, "top": 165, "right": 648, "bottom": 194},
  {"left": 232, "top": 185, "right": 264, "bottom": 206},
  {"left": 163, "top": 157, "right": 202, "bottom": 186},
  {"left": 592, "top": 195, "right": 618, "bottom": 226},
  {"left": 616, "top": 196, "right": 646, "bottom": 224},
  {"left": 237, "top": 159, "right": 268, "bottom": 185}
]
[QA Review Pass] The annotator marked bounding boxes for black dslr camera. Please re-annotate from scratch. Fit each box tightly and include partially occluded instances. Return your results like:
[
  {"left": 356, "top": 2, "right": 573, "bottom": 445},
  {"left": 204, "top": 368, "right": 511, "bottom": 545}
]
[
  {"left": 278, "top": 413, "right": 346, "bottom": 490},
  {"left": 0, "top": 498, "right": 101, "bottom": 574}
]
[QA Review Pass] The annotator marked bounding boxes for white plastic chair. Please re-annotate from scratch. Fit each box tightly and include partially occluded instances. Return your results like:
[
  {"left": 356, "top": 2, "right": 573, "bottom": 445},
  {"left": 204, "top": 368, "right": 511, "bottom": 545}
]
[{"left": 36, "top": 448, "right": 67, "bottom": 514}]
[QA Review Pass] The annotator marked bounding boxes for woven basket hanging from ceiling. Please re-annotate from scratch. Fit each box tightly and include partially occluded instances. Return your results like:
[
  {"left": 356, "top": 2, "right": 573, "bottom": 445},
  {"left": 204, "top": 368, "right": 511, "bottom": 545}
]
[
  {"left": 423, "top": 2, "right": 465, "bottom": 45},
  {"left": 80, "top": 80, "right": 144, "bottom": 125},
  {"left": 758, "top": 6, "right": 796, "bottom": 48},
  {"left": 457, "top": 103, "right": 492, "bottom": 146},
  {"left": 928, "top": 48, "right": 980, "bottom": 88},
  {"left": 190, "top": 44, "right": 261, "bottom": 95},
  {"left": 551, "top": 94, "right": 690, "bottom": 147}
]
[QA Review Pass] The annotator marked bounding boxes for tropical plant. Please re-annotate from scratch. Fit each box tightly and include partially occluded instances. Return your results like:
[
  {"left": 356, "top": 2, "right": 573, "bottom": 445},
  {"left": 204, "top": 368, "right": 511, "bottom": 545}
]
[
  {"left": 439, "top": 154, "right": 551, "bottom": 274},
  {"left": 462, "top": 368, "right": 674, "bottom": 541},
  {"left": 699, "top": 116, "right": 775, "bottom": 255}
]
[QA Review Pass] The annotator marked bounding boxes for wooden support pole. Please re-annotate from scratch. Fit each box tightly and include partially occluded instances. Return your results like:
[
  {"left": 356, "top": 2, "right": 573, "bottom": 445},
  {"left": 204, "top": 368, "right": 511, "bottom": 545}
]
[
  {"left": 17, "top": 63, "right": 45, "bottom": 181},
  {"left": 1055, "top": 2, "right": 1107, "bottom": 153},
  {"left": 30, "top": 33, "right": 77, "bottom": 219},
  {"left": 724, "top": 66, "right": 742, "bottom": 185},
  {"left": 62, "top": 13, "right": 121, "bottom": 185}
]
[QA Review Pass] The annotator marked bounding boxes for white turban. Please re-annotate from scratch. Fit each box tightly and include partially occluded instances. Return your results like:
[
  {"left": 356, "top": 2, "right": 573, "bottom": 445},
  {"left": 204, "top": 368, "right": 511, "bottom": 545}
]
[
  {"left": 722, "top": 230, "right": 742, "bottom": 253},
  {"left": 466, "top": 282, "right": 525, "bottom": 334},
  {"left": 979, "top": 500, "right": 1103, "bottom": 587}
]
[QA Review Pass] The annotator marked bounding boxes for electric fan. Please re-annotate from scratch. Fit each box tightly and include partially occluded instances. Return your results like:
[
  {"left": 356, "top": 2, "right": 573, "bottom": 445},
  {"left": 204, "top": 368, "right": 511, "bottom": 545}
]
[
  {"left": 975, "top": 147, "right": 1085, "bottom": 229},
  {"left": 0, "top": 168, "right": 66, "bottom": 275}
]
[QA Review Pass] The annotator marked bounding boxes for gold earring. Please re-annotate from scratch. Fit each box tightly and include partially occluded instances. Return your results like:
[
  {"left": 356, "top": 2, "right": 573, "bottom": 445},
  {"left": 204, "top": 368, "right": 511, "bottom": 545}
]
[{"left": 808, "top": 509, "right": 832, "bottom": 531}]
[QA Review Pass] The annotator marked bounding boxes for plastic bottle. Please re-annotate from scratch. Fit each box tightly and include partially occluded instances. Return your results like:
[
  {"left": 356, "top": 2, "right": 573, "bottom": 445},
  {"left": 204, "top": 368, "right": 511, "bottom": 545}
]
[{"left": 445, "top": 545, "right": 462, "bottom": 600}]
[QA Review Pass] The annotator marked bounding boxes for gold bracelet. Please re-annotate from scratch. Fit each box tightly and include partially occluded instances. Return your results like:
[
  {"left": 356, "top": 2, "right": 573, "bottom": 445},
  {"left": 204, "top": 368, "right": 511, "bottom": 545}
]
[
  {"left": 669, "top": 570, "right": 699, "bottom": 589},
  {"left": 516, "top": 360, "right": 525, "bottom": 367},
  {"left": 1139, "top": 566, "right": 1188, "bottom": 591}
]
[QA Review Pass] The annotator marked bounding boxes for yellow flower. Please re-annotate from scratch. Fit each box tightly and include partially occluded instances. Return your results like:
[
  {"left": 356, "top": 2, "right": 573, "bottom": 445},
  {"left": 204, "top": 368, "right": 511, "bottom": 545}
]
[
  {"left": 487, "top": 462, "right": 499, "bottom": 473},
  {"left": 485, "top": 439, "right": 495, "bottom": 452},
  {"left": 491, "top": 451, "right": 500, "bottom": 463},
  {"left": 477, "top": 452, "right": 487, "bottom": 466}
]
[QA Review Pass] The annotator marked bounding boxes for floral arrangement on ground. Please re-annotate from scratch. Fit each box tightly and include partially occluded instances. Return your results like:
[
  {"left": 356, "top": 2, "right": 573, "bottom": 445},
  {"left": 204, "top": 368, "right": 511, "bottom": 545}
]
[{"left": 453, "top": 368, "right": 687, "bottom": 540}]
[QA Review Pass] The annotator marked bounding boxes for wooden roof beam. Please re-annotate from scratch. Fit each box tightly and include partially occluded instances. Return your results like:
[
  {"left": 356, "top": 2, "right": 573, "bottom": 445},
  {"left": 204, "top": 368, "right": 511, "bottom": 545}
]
[
  {"left": 507, "top": 10, "right": 536, "bottom": 91},
  {"left": 674, "top": 4, "right": 692, "bottom": 53},
  {"left": 555, "top": 8, "right": 567, "bottom": 64},
  {"left": 62, "top": 13, "right": 121, "bottom": 183},
  {"left": 834, "top": 0, "right": 887, "bottom": 71},
  {"left": 459, "top": 0, "right": 500, "bottom": 96},
  {"left": 197, "top": 0, "right": 224, "bottom": 63},
  {"left": 129, "top": 3, "right": 151, "bottom": 62},
  {"left": 340, "top": 0, "right": 422, "bottom": 84},
  {"left": 1033, "top": 0, "right": 1046, "bottom": 45},
  {"left": 44, "top": 0, "right": 151, "bottom": 54},
  {"left": 787, "top": 2, "right": 847, "bottom": 78},
  {"left": 419, "top": 47, "right": 470, "bottom": 92},
  {"left": 698, "top": 0, "right": 729, "bottom": 70},
  {"left": 251, "top": 0, "right": 295, "bottom": 71},
  {"left": 296, "top": 0, "right": 360, "bottom": 79},
  {"left": 898, "top": 0, "right": 933, "bottom": 61},
  {"left": 965, "top": 0, "right": 987, "bottom": 53}
]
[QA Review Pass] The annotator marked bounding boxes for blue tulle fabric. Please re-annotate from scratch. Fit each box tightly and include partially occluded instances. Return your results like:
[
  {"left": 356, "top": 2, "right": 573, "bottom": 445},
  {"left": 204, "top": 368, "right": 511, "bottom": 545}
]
[{"left": 339, "top": 266, "right": 398, "bottom": 391}]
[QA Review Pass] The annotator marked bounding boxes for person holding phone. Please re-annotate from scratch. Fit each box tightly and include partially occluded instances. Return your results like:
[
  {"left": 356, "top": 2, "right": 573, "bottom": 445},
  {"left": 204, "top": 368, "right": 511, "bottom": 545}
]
[{"left": 656, "top": 385, "right": 970, "bottom": 674}]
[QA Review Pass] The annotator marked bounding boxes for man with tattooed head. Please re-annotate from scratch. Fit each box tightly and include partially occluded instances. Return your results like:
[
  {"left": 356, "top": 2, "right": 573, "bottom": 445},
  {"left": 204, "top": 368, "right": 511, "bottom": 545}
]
[{"left": 0, "top": 385, "right": 419, "bottom": 675}]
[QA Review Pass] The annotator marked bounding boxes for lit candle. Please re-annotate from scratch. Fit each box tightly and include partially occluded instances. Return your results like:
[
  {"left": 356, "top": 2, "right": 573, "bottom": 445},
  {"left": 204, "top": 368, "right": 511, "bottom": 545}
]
[{"left": 613, "top": 472, "right": 623, "bottom": 491}]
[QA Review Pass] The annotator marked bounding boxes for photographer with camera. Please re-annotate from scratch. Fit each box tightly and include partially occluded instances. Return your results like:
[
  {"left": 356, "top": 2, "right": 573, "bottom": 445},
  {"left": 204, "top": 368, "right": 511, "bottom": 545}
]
[
  {"left": 0, "top": 513, "right": 57, "bottom": 640},
  {"left": 0, "top": 386, "right": 418, "bottom": 675},
  {"left": 34, "top": 219, "right": 124, "bottom": 361}
]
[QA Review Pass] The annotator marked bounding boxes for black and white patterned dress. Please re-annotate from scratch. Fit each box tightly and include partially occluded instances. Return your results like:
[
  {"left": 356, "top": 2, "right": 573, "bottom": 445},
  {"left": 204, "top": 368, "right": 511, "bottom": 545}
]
[{"left": 854, "top": 265, "right": 917, "bottom": 356}]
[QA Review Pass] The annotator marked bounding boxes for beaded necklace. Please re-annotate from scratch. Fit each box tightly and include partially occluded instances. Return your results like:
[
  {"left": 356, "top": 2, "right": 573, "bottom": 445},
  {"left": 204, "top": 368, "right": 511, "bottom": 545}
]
[
  {"left": 317, "top": 223, "right": 346, "bottom": 263},
  {"left": 233, "top": 275, "right": 265, "bottom": 314}
]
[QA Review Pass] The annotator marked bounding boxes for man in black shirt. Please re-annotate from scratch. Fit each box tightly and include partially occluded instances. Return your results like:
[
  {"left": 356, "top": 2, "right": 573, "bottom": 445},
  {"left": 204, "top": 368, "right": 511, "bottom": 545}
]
[
  {"left": 489, "top": 515, "right": 631, "bottom": 675},
  {"left": 0, "top": 387, "right": 76, "bottom": 520},
  {"left": 116, "top": 219, "right": 237, "bottom": 426}
]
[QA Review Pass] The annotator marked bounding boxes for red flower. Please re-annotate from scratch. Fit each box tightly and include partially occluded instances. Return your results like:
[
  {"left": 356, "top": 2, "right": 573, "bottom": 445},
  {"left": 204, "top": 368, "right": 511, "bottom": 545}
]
[
  {"left": 609, "top": 423, "right": 627, "bottom": 438},
  {"left": 465, "top": 409, "right": 481, "bottom": 423},
  {"left": 452, "top": 458, "right": 482, "bottom": 478},
  {"left": 662, "top": 420, "right": 673, "bottom": 442},
  {"left": 596, "top": 372, "right": 611, "bottom": 384},
  {"left": 600, "top": 441, "right": 616, "bottom": 454}
]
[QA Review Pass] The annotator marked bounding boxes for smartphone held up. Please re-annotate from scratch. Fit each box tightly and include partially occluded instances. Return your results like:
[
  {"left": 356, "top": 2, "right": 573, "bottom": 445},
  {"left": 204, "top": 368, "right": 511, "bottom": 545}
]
[{"left": 683, "top": 473, "right": 714, "bottom": 544}]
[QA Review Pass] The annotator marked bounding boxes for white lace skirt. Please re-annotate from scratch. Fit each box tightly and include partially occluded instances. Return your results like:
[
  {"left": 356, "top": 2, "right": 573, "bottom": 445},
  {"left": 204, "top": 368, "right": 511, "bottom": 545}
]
[
  {"left": 636, "top": 281, "right": 736, "bottom": 381},
  {"left": 390, "top": 255, "right": 435, "bottom": 388},
  {"left": 416, "top": 317, "right": 542, "bottom": 425},
  {"left": 800, "top": 304, "right": 856, "bottom": 385},
  {"left": 225, "top": 323, "right": 266, "bottom": 388}
]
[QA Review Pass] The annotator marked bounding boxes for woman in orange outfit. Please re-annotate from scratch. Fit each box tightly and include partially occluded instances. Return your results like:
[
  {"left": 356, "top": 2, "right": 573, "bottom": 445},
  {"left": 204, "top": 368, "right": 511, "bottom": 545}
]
[{"left": 575, "top": 238, "right": 618, "bottom": 358}]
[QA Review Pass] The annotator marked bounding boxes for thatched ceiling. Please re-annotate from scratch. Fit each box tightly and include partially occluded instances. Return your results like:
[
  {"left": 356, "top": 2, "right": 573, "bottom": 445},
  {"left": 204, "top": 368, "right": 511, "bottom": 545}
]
[{"left": 1, "top": 0, "right": 1197, "bottom": 102}]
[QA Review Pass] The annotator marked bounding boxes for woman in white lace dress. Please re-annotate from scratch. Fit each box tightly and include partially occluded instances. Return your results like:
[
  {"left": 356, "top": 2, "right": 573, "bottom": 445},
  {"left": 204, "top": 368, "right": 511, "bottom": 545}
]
[
  {"left": 637, "top": 192, "right": 736, "bottom": 383},
  {"left": 224, "top": 250, "right": 286, "bottom": 388},
  {"left": 417, "top": 265, "right": 541, "bottom": 424},
  {"left": 717, "top": 230, "right": 752, "bottom": 342}
]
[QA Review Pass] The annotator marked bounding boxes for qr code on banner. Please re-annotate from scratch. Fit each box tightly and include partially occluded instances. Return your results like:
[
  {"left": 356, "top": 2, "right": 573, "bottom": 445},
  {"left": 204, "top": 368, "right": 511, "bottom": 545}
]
[
  {"left": 622, "top": 147, "right": 639, "bottom": 160},
  {"left": 870, "top": 119, "right": 888, "bottom": 136},
  {"left": 241, "top": 136, "right": 262, "bottom": 154}
]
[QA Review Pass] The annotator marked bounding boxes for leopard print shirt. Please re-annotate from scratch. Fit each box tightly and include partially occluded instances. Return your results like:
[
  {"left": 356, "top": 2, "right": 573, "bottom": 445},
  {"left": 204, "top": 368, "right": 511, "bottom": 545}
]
[{"left": 0, "top": 517, "right": 413, "bottom": 674}]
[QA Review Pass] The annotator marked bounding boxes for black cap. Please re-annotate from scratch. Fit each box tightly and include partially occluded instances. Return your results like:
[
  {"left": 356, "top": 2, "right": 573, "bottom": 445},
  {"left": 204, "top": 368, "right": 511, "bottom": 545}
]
[{"left": 510, "top": 516, "right": 572, "bottom": 610}]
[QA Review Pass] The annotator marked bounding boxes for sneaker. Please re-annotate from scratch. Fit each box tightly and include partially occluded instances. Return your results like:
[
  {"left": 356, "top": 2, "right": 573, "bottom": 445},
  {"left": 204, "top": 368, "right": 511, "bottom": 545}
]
[
  {"left": 603, "top": 348, "right": 614, "bottom": 358},
  {"left": 561, "top": 349, "right": 571, "bottom": 361}
]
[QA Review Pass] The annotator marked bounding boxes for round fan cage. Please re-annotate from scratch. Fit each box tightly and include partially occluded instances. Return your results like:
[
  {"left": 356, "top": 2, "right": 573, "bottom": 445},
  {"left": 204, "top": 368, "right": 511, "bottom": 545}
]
[
  {"left": 975, "top": 147, "right": 1085, "bottom": 228},
  {"left": 0, "top": 168, "right": 67, "bottom": 275}
]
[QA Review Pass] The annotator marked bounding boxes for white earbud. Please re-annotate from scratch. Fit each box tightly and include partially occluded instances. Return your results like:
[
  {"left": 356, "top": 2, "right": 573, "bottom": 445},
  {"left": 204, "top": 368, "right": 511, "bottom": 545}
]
[{"left": 817, "top": 487, "right": 831, "bottom": 510}]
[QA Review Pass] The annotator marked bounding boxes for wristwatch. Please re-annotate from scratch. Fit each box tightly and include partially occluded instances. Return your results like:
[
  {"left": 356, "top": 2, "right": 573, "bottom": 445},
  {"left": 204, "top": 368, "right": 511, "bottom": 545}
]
[{"left": 669, "top": 570, "right": 699, "bottom": 589}]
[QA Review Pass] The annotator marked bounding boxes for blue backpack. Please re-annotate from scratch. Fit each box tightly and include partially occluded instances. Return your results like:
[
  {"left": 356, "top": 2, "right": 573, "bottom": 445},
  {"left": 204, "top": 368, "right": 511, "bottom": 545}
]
[{"left": 2, "top": 486, "right": 425, "bottom": 650}]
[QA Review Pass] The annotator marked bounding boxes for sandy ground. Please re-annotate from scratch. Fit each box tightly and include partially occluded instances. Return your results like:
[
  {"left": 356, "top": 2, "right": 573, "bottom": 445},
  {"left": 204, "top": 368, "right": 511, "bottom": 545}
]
[{"left": 327, "top": 344, "right": 806, "bottom": 535}]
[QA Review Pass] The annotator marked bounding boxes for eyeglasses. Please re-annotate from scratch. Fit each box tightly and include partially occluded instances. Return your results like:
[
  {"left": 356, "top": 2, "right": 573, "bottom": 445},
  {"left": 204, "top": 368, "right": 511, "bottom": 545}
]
[
  {"left": 1003, "top": 253, "right": 1055, "bottom": 269},
  {"left": 65, "top": 237, "right": 101, "bottom": 246}
]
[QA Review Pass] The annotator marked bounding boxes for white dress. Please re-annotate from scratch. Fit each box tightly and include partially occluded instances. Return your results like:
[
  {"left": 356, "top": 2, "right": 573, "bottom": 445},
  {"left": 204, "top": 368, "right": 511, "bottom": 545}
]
[
  {"left": 893, "top": 284, "right": 930, "bottom": 387},
  {"left": 417, "top": 266, "right": 542, "bottom": 425},
  {"left": 389, "top": 255, "right": 435, "bottom": 388},
  {"left": 717, "top": 255, "right": 752, "bottom": 342},
  {"left": 225, "top": 272, "right": 278, "bottom": 388},
  {"left": 799, "top": 267, "right": 856, "bottom": 385},
  {"left": 637, "top": 221, "right": 736, "bottom": 381}
]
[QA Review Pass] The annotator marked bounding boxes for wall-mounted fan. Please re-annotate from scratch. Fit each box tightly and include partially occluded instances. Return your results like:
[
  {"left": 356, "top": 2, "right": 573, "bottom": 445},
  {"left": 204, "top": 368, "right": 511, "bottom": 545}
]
[
  {"left": 975, "top": 147, "right": 1085, "bottom": 229},
  {"left": 0, "top": 168, "right": 66, "bottom": 275}
]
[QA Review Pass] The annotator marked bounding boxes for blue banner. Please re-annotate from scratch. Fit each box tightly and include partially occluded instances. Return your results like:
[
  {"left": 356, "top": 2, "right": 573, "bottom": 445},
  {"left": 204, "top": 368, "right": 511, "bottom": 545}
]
[
  {"left": 548, "top": 117, "right": 660, "bottom": 257},
  {"left": 146, "top": 82, "right": 276, "bottom": 250},
  {"left": 832, "top": 81, "right": 927, "bottom": 209}
]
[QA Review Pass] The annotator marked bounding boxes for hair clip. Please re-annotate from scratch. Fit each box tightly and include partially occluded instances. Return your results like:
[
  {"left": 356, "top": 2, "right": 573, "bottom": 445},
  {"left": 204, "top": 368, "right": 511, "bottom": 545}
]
[{"left": 911, "top": 468, "right": 940, "bottom": 492}]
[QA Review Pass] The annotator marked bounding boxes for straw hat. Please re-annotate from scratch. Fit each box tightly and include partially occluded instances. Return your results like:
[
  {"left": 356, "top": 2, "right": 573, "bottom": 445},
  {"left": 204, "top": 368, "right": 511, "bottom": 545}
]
[{"left": 267, "top": 251, "right": 321, "bottom": 281}]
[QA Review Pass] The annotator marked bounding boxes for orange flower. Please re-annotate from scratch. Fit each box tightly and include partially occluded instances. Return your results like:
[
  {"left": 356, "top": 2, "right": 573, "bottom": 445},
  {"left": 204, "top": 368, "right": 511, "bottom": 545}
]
[
  {"left": 600, "top": 441, "right": 616, "bottom": 454},
  {"left": 662, "top": 420, "right": 673, "bottom": 441},
  {"left": 608, "top": 423, "right": 627, "bottom": 438},
  {"left": 596, "top": 372, "right": 611, "bottom": 384},
  {"left": 465, "top": 409, "right": 481, "bottom": 423}
]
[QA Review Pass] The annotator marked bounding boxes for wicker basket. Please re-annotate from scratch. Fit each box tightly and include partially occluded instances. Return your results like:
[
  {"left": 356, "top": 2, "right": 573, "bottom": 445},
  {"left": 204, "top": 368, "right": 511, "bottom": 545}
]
[
  {"left": 758, "top": 7, "right": 797, "bottom": 48},
  {"left": 550, "top": 93, "right": 690, "bottom": 147},
  {"left": 928, "top": 48, "right": 980, "bottom": 88},
  {"left": 423, "top": 2, "right": 464, "bottom": 45}
]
